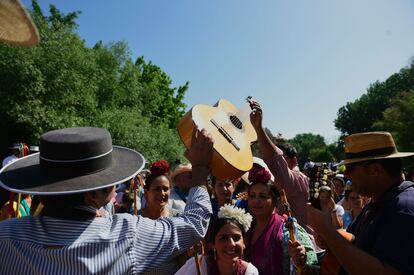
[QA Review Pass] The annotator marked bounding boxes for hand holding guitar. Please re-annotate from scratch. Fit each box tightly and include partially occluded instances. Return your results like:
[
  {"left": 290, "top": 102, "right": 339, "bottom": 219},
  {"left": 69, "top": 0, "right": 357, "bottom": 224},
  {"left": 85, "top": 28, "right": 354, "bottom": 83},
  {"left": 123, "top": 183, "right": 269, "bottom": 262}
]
[
  {"left": 248, "top": 99, "right": 263, "bottom": 130},
  {"left": 185, "top": 128, "right": 214, "bottom": 187}
]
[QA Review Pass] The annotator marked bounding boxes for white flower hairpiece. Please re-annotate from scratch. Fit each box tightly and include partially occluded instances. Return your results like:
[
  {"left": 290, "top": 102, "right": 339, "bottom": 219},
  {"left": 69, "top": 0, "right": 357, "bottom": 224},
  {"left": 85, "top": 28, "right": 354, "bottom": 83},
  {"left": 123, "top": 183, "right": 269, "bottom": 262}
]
[{"left": 217, "top": 204, "right": 253, "bottom": 232}]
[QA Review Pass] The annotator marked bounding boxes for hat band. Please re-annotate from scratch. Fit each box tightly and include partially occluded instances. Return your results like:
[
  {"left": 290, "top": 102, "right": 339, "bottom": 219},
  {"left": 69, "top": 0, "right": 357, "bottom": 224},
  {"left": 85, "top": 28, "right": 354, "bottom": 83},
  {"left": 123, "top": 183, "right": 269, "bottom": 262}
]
[
  {"left": 345, "top": 146, "right": 397, "bottom": 160},
  {"left": 40, "top": 149, "right": 113, "bottom": 177},
  {"left": 40, "top": 148, "right": 113, "bottom": 163}
]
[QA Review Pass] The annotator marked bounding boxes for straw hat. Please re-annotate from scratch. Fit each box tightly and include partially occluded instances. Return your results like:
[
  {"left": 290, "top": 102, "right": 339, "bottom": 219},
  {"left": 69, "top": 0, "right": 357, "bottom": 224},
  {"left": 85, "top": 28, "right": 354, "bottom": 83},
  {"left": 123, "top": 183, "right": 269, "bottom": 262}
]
[
  {"left": 0, "top": 0, "right": 40, "bottom": 46},
  {"left": 169, "top": 163, "right": 192, "bottom": 181},
  {"left": 0, "top": 127, "right": 145, "bottom": 195},
  {"left": 342, "top": 131, "right": 414, "bottom": 165}
]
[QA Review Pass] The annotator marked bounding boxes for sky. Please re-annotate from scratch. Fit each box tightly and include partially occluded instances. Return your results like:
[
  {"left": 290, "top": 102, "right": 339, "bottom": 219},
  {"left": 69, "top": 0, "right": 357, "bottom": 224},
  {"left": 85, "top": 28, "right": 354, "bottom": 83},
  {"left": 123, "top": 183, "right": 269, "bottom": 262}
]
[{"left": 23, "top": 0, "right": 414, "bottom": 142}]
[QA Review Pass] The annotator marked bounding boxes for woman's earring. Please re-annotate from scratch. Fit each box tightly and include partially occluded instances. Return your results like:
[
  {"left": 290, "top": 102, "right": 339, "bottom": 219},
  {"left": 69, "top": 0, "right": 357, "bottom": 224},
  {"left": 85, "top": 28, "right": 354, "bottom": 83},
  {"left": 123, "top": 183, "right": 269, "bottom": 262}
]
[{"left": 213, "top": 248, "right": 217, "bottom": 260}]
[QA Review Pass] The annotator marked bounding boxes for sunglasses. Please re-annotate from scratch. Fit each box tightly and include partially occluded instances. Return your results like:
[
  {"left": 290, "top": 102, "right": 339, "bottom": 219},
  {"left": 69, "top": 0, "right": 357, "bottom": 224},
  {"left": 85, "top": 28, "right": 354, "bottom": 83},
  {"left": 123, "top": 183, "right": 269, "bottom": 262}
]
[{"left": 345, "top": 161, "right": 371, "bottom": 173}]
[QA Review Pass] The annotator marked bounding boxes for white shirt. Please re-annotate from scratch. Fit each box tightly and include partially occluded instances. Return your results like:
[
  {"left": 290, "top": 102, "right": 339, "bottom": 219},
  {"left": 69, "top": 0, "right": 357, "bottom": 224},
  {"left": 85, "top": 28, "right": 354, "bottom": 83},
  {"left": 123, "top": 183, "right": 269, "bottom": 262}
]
[
  {"left": 175, "top": 256, "right": 259, "bottom": 275},
  {"left": 2, "top": 155, "right": 18, "bottom": 168},
  {"left": 0, "top": 187, "right": 212, "bottom": 274}
]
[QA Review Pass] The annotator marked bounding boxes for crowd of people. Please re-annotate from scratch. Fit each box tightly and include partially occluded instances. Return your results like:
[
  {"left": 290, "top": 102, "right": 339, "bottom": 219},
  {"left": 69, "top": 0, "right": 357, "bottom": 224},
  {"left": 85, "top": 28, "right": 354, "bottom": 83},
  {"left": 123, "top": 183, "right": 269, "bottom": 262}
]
[
  {"left": 1, "top": 1, "right": 414, "bottom": 274},
  {"left": 1, "top": 98, "right": 413, "bottom": 275}
]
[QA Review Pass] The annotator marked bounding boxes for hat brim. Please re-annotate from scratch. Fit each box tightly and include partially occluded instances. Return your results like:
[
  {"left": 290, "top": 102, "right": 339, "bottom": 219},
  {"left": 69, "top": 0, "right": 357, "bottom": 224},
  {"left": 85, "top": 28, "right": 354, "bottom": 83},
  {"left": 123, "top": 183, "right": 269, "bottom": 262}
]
[
  {"left": 341, "top": 152, "right": 414, "bottom": 165},
  {"left": 240, "top": 172, "right": 250, "bottom": 185},
  {"left": 170, "top": 167, "right": 192, "bottom": 181},
  {"left": 0, "top": 146, "right": 145, "bottom": 195},
  {"left": 0, "top": 0, "right": 40, "bottom": 46}
]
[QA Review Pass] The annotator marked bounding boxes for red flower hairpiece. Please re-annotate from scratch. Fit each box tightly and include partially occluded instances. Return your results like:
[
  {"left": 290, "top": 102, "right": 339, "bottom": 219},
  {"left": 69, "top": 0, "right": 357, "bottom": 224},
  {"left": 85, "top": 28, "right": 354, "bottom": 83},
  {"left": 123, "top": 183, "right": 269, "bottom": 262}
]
[
  {"left": 150, "top": 160, "right": 170, "bottom": 176},
  {"left": 248, "top": 166, "right": 271, "bottom": 184}
]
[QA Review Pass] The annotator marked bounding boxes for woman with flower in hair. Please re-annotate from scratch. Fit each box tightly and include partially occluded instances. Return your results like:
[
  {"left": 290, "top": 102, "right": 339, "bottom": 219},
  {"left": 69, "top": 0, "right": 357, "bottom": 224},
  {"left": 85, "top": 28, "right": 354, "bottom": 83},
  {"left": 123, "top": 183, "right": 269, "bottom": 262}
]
[
  {"left": 176, "top": 204, "right": 259, "bottom": 275},
  {"left": 245, "top": 166, "right": 318, "bottom": 275},
  {"left": 140, "top": 160, "right": 181, "bottom": 275},
  {"left": 140, "top": 160, "right": 181, "bottom": 219}
]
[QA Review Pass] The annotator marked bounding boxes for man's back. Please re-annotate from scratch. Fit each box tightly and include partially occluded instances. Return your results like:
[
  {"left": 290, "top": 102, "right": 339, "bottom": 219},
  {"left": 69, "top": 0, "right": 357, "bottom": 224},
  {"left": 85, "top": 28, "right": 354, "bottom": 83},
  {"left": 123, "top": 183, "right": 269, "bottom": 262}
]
[{"left": 0, "top": 187, "right": 211, "bottom": 274}]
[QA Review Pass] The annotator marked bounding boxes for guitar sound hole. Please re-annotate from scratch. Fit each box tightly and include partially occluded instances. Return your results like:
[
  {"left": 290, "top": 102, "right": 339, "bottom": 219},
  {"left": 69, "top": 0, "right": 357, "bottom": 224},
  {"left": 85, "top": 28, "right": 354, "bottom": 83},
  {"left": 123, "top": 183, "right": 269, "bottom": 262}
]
[{"left": 230, "top": 115, "right": 243, "bottom": 130}]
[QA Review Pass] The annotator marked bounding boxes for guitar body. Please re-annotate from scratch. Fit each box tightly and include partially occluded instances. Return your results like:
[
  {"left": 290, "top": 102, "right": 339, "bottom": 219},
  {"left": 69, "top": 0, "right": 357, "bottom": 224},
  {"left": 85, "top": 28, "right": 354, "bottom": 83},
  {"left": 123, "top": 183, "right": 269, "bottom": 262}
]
[
  {"left": 321, "top": 229, "right": 354, "bottom": 275},
  {"left": 178, "top": 99, "right": 257, "bottom": 180}
]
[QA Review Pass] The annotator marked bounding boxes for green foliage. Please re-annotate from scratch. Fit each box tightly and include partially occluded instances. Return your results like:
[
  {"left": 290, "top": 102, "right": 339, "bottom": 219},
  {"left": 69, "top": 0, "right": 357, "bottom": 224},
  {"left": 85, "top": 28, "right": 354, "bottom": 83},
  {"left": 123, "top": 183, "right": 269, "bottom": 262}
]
[
  {"left": 308, "top": 147, "right": 334, "bottom": 163},
  {"left": 256, "top": 130, "right": 341, "bottom": 168},
  {"left": 94, "top": 108, "right": 186, "bottom": 164},
  {"left": 335, "top": 63, "right": 414, "bottom": 136},
  {"left": 373, "top": 91, "right": 414, "bottom": 170},
  {"left": 0, "top": 1, "right": 188, "bottom": 164},
  {"left": 334, "top": 60, "right": 414, "bottom": 170},
  {"left": 289, "top": 133, "right": 328, "bottom": 167}
]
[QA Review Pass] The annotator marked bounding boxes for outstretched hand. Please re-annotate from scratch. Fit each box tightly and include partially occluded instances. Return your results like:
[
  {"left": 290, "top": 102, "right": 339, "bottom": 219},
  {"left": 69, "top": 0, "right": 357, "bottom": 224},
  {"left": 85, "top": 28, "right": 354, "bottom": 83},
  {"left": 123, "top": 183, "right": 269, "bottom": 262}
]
[
  {"left": 249, "top": 99, "right": 263, "bottom": 130},
  {"left": 184, "top": 127, "right": 214, "bottom": 167}
]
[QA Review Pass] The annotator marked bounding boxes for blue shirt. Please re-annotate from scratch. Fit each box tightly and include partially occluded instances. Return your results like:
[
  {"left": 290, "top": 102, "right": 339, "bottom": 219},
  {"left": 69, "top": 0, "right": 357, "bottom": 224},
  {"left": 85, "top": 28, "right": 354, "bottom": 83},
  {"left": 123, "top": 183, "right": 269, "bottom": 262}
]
[
  {"left": 0, "top": 187, "right": 212, "bottom": 274},
  {"left": 345, "top": 181, "right": 414, "bottom": 275}
]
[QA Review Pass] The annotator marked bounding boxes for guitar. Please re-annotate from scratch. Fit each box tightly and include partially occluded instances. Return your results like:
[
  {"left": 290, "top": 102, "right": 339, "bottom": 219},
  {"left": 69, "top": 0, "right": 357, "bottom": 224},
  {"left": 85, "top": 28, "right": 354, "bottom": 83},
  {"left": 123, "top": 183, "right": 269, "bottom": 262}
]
[{"left": 177, "top": 98, "right": 257, "bottom": 180}]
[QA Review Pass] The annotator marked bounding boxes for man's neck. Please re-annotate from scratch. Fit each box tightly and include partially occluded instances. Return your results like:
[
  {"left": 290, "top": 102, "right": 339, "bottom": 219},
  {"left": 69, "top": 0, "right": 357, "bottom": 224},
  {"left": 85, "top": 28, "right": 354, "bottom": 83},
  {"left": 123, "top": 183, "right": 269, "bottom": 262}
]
[{"left": 371, "top": 177, "right": 403, "bottom": 202}]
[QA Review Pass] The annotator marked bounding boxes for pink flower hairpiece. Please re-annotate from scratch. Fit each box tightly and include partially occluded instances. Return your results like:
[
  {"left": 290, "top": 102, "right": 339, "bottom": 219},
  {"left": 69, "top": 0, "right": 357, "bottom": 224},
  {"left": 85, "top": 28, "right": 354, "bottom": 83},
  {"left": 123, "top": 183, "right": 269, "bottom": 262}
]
[{"left": 248, "top": 166, "right": 271, "bottom": 183}]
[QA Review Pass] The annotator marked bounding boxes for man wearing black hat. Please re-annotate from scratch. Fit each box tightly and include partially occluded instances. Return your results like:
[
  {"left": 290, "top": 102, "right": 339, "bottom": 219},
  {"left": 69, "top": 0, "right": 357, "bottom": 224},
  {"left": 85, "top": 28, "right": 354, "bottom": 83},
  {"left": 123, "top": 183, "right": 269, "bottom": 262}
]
[
  {"left": 0, "top": 127, "right": 213, "bottom": 274},
  {"left": 308, "top": 131, "right": 414, "bottom": 275}
]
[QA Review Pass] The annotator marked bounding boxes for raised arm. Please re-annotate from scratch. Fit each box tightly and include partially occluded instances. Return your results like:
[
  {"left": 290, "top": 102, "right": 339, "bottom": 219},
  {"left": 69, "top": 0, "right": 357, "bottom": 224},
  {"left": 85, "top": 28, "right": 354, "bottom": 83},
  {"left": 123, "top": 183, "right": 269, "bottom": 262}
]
[
  {"left": 133, "top": 128, "right": 214, "bottom": 272},
  {"left": 249, "top": 100, "right": 303, "bottom": 192}
]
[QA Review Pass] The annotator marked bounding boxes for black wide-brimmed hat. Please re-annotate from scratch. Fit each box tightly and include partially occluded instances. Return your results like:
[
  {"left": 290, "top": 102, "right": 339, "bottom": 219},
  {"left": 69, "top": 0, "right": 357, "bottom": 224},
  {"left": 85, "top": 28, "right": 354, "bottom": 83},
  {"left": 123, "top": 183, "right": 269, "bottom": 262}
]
[{"left": 0, "top": 127, "right": 145, "bottom": 195}]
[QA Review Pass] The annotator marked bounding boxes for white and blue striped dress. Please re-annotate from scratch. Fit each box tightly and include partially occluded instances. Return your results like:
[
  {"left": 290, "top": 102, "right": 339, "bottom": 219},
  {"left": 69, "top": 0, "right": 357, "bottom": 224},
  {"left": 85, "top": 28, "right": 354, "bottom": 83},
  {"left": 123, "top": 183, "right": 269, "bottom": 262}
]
[{"left": 0, "top": 187, "right": 212, "bottom": 274}]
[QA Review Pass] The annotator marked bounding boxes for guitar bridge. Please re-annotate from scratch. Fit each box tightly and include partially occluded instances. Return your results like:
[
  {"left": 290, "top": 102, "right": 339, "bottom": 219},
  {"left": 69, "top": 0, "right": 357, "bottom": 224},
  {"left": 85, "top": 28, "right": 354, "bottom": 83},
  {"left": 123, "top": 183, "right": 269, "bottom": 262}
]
[{"left": 210, "top": 119, "right": 240, "bottom": 151}]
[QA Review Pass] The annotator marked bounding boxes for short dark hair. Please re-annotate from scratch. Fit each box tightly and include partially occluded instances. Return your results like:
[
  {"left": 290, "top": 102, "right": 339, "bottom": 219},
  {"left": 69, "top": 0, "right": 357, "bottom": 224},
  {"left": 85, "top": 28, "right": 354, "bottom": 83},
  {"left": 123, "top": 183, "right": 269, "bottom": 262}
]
[
  {"left": 278, "top": 143, "right": 298, "bottom": 159},
  {"left": 40, "top": 186, "right": 114, "bottom": 220},
  {"left": 372, "top": 158, "right": 403, "bottom": 178}
]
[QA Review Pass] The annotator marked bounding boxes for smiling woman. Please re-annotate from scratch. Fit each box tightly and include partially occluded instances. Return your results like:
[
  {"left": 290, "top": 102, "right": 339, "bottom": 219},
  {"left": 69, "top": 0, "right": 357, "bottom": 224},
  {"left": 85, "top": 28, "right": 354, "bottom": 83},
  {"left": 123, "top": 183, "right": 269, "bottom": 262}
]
[
  {"left": 176, "top": 204, "right": 258, "bottom": 275},
  {"left": 140, "top": 160, "right": 181, "bottom": 219},
  {"left": 245, "top": 166, "right": 319, "bottom": 275},
  {"left": 139, "top": 160, "right": 182, "bottom": 275}
]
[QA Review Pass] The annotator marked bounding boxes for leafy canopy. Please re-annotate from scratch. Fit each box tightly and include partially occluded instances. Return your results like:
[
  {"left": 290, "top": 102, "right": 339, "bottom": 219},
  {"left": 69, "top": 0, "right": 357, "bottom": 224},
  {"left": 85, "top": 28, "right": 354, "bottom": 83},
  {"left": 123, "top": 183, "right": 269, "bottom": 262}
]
[{"left": 0, "top": 1, "right": 188, "bottom": 164}]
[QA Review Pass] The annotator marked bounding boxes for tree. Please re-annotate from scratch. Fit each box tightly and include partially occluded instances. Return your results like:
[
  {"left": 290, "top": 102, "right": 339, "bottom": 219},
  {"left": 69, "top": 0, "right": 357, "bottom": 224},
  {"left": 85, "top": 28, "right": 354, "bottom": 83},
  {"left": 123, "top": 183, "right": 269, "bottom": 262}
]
[
  {"left": 373, "top": 91, "right": 414, "bottom": 170},
  {"left": 0, "top": 1, "right": 188, "bottom": 164},
  {"left": 335, "top": 63, "right": 414, "bottom": 136},
  {"left": 289, "top": 133, "right": 327, "bottom": 167},
  {"left": 308, "top": 147, "right": 334, "bottom": 163}
]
